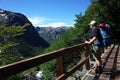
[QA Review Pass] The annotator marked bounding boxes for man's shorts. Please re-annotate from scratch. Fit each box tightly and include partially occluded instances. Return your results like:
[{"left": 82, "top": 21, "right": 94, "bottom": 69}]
[
  {"left": 93, "top": 41, "right": 103, "bottom": 47},
  {"left": 92, "top": 45, "right": 102, "bottom": 60}
]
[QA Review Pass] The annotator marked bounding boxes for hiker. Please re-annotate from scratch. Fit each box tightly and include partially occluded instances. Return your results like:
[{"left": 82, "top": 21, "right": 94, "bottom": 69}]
[
  {"left": 85, "top": 20, "right": 103, "bottom": 73},
  {"left": 98, "top": 23, "right": 112, "bottom": 49}
]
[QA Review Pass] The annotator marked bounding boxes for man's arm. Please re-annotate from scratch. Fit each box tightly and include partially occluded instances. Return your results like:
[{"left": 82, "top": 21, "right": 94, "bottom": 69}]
[{"left": 85, "top": 37, "right": 97, "bottom": 45}]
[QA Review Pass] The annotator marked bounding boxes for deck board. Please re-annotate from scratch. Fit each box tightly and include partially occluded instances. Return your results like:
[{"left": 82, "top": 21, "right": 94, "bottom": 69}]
[{"left": 82, "top": 44, "right": 120, "bottom": 80}]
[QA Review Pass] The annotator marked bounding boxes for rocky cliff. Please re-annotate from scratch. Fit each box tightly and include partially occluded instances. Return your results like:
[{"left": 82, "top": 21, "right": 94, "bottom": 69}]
[{"left": 0, "top": 9, "right": 49, "bottom": 48}]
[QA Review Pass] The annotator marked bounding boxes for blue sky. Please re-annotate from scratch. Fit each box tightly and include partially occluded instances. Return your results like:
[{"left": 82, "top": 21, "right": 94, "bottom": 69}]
[{"left": 0, "top": 0, "right": 91, "bottom": 27}]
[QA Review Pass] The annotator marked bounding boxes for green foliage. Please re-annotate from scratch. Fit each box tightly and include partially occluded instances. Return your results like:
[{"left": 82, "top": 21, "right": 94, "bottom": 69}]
[
  {"left": 0, "top": 52, "right": 21, "bottom": 66},
  {"left": 40, "top": 60, "right": 56, "bottom": 79},
  {"left": 89, "top": 0, "right": 120, "bottom": 41},
  {"left": 0, "top": 24, "right": 27, "bottom": 66},
  {"left": 15, "top": 40, "right": 35, "bottom": 57},
  {"left": 0, "top": 24, "right": 26, "bottom": 53},
  {"left": 8, "top": 73, "right": 25, "bottom": 80}
]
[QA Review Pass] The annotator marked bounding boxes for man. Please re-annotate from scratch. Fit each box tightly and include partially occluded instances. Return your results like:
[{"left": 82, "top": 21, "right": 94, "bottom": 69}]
[
  {"left": 85, "top": 20, "right": 103, "bottom": 73},
  {"left": 99, "top": 23, "right": 112, "bottom": 49}
]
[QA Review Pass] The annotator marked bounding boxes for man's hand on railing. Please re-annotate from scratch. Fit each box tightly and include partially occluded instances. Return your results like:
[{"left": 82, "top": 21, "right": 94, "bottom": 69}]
[
  {"left": 84, "top": 37, "right": 97, "bottom": 45},
  {"left": 84, "top": 41, "right": 91, "bottom": 45}
]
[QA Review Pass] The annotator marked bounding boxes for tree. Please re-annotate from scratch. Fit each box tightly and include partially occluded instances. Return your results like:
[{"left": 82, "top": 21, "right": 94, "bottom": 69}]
[
  {"left": 0, "top": 24, "right": 29, "bottom": 79},
  {"left": 90, "top": 0, "right": 120, "bottom": 42},
  {"left": 0, "top": 24, "right": 26, "bottom": 53},
  {"left": 0, "top": 24, "right": 28, "bottom": 66}
]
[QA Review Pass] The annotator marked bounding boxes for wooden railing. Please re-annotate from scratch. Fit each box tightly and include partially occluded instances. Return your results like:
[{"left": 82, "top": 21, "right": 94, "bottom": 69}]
[{"left": 0, "top": 43, "right": 90, "bottom": 80}]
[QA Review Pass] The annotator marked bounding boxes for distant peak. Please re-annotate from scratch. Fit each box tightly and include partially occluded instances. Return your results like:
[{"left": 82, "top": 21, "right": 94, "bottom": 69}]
[{"left": 0, "top": 8, "right": 5, "bottom": 13}]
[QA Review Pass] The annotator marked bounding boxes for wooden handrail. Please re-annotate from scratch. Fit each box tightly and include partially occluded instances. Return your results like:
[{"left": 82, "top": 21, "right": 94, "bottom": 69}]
[{"left": 0, "top": 43, "right": 90, "bottom": 80}]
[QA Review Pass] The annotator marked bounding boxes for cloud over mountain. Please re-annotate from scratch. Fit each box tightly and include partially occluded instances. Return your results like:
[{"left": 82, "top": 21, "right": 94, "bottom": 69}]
[{"left": 28, "top": 16, "right": 73, "bottom": 27}]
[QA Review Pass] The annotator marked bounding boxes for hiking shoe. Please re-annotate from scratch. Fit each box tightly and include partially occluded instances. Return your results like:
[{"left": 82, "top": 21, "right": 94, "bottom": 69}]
[{"left": 96, "top": 66, "right": 102, "bottom": 74}]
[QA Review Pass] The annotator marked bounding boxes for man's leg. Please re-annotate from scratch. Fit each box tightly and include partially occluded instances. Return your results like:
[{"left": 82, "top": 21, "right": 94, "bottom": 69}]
[{"left": 92, "top": 46, "right": 102, "bottom": 73}]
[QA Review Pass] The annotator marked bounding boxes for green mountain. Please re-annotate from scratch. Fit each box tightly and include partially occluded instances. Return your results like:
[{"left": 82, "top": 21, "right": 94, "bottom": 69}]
[{"left": 0, "top": 9, "right": 50, "bottom": 63}]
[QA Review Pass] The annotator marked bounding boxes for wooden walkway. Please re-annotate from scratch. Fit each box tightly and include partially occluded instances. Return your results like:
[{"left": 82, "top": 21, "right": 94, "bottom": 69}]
[{"left": 82, "top": 44, "right": 120, "bottom": 80}]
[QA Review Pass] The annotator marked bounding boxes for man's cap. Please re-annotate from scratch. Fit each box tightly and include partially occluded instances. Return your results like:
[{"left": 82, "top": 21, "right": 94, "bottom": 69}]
[{"left": 89, "top": 20, "right": 96, "bottom": 25}]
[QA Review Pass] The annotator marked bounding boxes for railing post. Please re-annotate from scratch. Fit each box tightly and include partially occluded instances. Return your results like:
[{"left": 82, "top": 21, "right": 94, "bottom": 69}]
[
  {"left": 56, "top": 56, "right": 64, "bottom": 77},
  {"left": 85, "top": 45, "right": 90, "bottom": 70}
]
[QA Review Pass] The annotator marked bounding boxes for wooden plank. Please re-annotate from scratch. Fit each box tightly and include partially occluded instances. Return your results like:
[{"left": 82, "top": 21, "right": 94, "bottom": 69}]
[
  {"left": 57, "top": 56, "right": 64, "bottom": 77},
  {"left": 85, "top": 45, "right": 90, "bottom": 70},
  {"left": 82, "top": 44, "right": 120, "bottom": 80},
  {"left": 103, "top": 45, "right": 119, "bottom": 69}
]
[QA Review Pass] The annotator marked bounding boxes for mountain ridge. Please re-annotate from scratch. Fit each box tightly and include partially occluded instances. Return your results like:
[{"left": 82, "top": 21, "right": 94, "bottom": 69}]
[{"left": 36, "top": 26, "right": 70, "bottom": 44}]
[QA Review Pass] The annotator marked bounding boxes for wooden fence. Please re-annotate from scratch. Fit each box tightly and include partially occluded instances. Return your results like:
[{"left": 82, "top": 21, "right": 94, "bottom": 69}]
[{"left": 0, "top": 43, "right": 90, "bottom": 80}]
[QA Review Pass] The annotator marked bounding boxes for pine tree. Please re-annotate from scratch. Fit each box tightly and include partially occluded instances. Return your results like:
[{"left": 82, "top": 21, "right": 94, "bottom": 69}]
[
  {"left": 0, "top": 24, "right": 27, "bottom": 53},
  {"left": 0, "top": 24, "right": 27, "bottom": 66}
]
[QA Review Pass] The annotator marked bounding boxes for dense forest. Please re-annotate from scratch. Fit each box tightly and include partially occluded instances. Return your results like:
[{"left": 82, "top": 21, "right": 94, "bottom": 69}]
[{"left": 0, "top": 0, "right": 120, "bottom": 80}]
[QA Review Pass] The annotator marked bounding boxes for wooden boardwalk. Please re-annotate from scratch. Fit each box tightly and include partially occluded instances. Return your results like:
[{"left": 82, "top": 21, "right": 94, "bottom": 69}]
[{"left": 82, "top": 44, "right": 120, "bottom": 80}]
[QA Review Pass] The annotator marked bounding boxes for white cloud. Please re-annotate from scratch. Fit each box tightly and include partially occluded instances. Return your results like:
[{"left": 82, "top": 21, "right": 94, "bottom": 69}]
[
  {"left": 49, "top": 22, "right": 67, "bottom": 27},
  {"left": 28, "top": 17, "right": 51, "bottom": 26},
  {"left": 45, "top": 22, "right": 71, "bottom": 27},
  {"left": 28, "top": 17, "right": 40, "bottom": 25},
  {"left": 40, "top": 22, "right": 73, "bottom": 28},
  {"left": 28, "top": 16, "right": 73, "bottom": 27}
]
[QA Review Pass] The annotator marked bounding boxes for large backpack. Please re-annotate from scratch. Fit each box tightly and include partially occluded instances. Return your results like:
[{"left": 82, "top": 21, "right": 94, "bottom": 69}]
[
  {"left": 99, "top": 26, "right": 112, "bottom": 39},
  {"left": 99, "top": 24, "right": 112, "bottom": 47}
]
